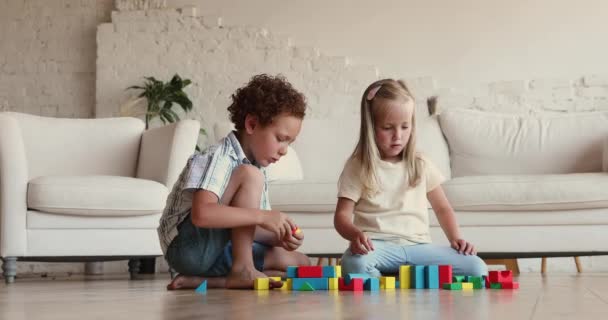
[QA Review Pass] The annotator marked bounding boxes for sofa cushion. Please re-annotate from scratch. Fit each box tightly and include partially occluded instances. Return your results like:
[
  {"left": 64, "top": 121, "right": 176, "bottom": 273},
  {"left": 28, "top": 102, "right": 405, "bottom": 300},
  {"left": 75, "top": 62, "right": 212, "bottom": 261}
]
[
  {"left": 439, "top": 109, "right": 608, "bottom": 177},
  {"left": 443, "top": 173, "right": 608, "bottom": 211},
  {"left": 269, "top": 182, "right": 337, "bottom": 213},
  {"left": 27, "top": 176, "right": 168, "bottom": 216}
]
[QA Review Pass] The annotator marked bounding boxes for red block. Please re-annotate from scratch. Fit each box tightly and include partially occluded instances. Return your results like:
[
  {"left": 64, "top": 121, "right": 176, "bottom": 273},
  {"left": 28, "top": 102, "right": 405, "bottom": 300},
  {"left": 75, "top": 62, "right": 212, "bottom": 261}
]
[
  {"left": 338, "top": 277, "right": 363, "bottom": 291},
  {"left": 439, "top": 265, "right": 452, "bottom": 286},
  {"left": 485, "top": 275, "right": 490, "bottom": 288},
  {"left": 488, "top": 270, "right": 512, "bottom": 283},
  {"left": 297, "top": 266, "right": 323, "bottom": 278},
  {"left": 500, "top": 281, "right": 519, "bottom": 289}
]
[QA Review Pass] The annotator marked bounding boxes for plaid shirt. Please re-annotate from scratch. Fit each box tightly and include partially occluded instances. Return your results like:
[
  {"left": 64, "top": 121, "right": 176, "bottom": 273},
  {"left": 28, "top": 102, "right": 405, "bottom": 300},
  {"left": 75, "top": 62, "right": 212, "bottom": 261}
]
[{"left": 157, "top": 131, "right": 270, "bottom": 255}]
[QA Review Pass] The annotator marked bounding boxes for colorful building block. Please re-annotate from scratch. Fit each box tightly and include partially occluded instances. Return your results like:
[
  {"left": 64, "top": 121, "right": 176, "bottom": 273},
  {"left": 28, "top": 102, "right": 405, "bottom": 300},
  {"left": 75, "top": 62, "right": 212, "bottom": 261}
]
[
  {"left": 293, "top": 277, "right": 328, "bottom": 290},
  {"left": 336, "top": 266, "right": 342, "bottom": 278},
  {"left": 338, "top": 277, "right": 364, "bottom": 291},
  {"left": 395, "top": 280, "right": 400, "bottom": 288},
  {"left": 453, "top": 275, "right": 465, "bottom": 283},
  {"left": 323, "top": 266, "right": 337, "bottom": 278},
  {"left": 345, "top": 273, "right": 371, "bottom": 285},
  {"left": 443, "top": 283, "right": 462, "bottom": 290},
  {"left": 328, "top": 278, "right": 339, "bottom": 290},
  {"left": 298, "top": 266, "right": 323, "bottom": 278},
  {"left": 380, "top": 276, "right": 395, "bottom": 289},
  {"left": 489, "top": 270, "right": 512, "bottom": 283},
  {"left": 439, "top": 265, "right": 452, "bottom": 286},
  {"left": 500, "top": 282, "right": 519, "bottom": 289},
  {"left": 299, "top": 282, "right": 315, "bottom": 291},
  {"left": 468, "top": 276, "right": 483, "bottom": 289},
  {"left": 195, "top": 280, "right": 207, "bottom": 294},
  {"left": 425, "top": 265, "right": 439, "bottom": 289},
  {"left": 399, "top": 265, "right": 411, "bottom": 289},
  {"left": 286, "top": 266, "right": 298, "bottom": 278},
  {"left": 485, "top": 275, "right": 490, "bottom": 288},
  {"left": 254, "top": 278, "right": 269, "bottom": 290},
  {"left": 411, "top": 265, "right": 425, "bottom": 289},
  {"left": 461, "top": 282, "right": 473, "bottom": 290},
  {"left": 279, "top": 278, "right": 292, "bottom": 291},
  {"left": 490, "top": 283, "right": 502, "bottom": 289},
  {"left": 364, "top": 278, "right": 380, "bottom": 291}
]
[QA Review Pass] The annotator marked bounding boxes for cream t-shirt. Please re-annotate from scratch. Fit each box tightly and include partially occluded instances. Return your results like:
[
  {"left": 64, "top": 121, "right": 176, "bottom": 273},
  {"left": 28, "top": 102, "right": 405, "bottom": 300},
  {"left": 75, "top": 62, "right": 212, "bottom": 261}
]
[{"left": 337, "top": 154, "right": 445, "bottom": 244}]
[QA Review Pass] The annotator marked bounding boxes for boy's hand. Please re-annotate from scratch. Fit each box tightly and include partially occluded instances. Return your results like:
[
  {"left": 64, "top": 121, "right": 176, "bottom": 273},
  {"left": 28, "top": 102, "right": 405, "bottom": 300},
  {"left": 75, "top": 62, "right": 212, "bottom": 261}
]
[
  {"left": 260, "top": 210, "right": 296, "bottom": 240},
  {"left": 281, "top": 227, "right": 304, "bottom": 251},
  {"left": 450, "top": 238, "right": 476, "bottom": 255},
  {"left": 349, "top": 231, "right": 374, "bottom": 255}
]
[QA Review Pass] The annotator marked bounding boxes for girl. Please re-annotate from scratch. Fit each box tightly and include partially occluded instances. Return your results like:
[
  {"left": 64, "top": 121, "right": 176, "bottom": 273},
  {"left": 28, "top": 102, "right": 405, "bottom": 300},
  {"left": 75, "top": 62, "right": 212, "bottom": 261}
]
[{"left": 334, "top": 79, "right": 487, "bottom": 277}]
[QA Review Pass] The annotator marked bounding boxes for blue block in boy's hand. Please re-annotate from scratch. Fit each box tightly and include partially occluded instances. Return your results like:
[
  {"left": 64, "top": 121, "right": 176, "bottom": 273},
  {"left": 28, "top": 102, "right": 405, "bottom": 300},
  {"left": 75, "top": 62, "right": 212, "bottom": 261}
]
[
  {"left": 195, "top": 280, "right": 207, "bottom": 294},
  {"left": 345, "top": 273, "right": 371, "bottom": 285},
  {"left": 286, "top": 266, "right": 298, "bottom": 278},
  {"left": 364, "top": 278, "right": 379, "bottom": 291}
]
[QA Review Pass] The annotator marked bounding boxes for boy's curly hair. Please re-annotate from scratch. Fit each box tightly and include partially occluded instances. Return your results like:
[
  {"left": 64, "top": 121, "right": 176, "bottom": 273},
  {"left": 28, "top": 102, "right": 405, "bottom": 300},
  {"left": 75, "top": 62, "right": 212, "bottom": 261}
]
[{"left": 228, "top": 74, "right": 307, "bottom": 131}]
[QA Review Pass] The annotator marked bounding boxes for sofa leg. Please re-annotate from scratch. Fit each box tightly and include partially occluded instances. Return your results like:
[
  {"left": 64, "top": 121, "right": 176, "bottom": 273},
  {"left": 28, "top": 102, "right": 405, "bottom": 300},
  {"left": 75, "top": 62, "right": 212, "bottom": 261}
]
[
  {"left": 128, "top": 259, "right": 141, "bottom": 280},
  {"left": 541, "top": 257, "right": 547, "bottom": 274},
  {"left": 2, "top": 257, "right": 17, "bottom": 284},
  {"left": 574, "top": 256, "right": 582, "bottom": 273}
]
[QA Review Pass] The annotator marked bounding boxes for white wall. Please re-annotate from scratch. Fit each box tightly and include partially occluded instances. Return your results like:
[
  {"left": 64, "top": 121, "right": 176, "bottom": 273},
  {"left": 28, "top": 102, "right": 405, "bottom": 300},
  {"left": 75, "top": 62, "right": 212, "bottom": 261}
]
[{"left": 179, "top": 0, "right": 608, "bottom": 86}]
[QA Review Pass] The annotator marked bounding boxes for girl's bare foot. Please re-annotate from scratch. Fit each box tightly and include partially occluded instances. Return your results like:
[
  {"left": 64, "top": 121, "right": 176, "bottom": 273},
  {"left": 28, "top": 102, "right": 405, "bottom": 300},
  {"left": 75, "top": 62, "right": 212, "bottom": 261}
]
[
  {"left": 166, "top": 275, "right": 225, "bottom": 290},
  {"left": 225, "top": 267, "right": 283, "bottom": 289}
]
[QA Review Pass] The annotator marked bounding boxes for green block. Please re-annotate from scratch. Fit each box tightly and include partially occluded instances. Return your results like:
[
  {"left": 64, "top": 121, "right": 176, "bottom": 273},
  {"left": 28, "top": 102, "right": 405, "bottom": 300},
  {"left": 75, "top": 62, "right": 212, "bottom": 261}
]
[
  {"left": 469, "top": 276, "right": 483, "bottom": 289},
  {"left": 443, "top": 283, "right": 462, "bottom": 290},
  {"left": 490, "top": 283, "right": 502, "bottom": 289},
  {"left": 299, "top": 282, "right": 315, "bottom": 291},
  {"left": 453, "top": 275, "right": 465, "bottom": 283}
]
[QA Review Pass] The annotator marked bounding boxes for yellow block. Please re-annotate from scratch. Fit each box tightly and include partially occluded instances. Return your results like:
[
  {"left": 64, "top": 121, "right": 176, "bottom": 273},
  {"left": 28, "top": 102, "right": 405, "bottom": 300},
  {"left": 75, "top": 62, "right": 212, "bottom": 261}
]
[
  {"left": 399, "top": 265, "right": 411, "bottom": 289},
  {"left": 380, "top": 276, "right": 395, "bottom": 289},
  {"left": 254, "top": 278, "right": 269, "bottom": 290},
  {"left": 335, "top": 265, "right": 342, "bottom": 278},
  {"left": 277, "top": 278, "right": 292, "bottom": 291},
  {"left": 462, "top": 282, "right": 473, "bottom": 290},
  {"left": 328, "top": 277, "right": 339, "bottom": 290}
]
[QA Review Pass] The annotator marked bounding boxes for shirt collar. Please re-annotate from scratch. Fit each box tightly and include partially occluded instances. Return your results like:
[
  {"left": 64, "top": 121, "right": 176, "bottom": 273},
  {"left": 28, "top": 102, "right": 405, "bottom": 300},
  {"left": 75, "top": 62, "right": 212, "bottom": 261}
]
[{"left": 227, "top": 131, "right": 253, "bottom": 165}]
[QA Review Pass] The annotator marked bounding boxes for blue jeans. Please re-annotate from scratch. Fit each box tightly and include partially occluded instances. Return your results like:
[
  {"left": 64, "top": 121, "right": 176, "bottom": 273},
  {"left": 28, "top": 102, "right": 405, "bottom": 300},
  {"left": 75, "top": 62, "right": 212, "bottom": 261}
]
[
  {"left": 165, "top": 214, "right": 269, "bottom": 277},
  {"left": 341, "top": 240, "right": 488, "bottom": 277}
]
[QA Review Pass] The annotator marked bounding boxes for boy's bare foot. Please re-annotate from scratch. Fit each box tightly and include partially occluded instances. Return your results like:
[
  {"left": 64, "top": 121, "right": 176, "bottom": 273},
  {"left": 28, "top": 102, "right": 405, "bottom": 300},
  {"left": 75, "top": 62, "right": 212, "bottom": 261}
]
[
  {"left": 166, "top": 275, "right": 225, "bottom": 290},
  {"left": 226, "top": 268, "right": 283, "bottom": 289}
]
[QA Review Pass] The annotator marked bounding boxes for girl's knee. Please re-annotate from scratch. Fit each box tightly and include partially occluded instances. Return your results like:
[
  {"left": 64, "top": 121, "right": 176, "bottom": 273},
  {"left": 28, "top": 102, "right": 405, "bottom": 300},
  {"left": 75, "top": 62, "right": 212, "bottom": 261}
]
[
  {"left": 340, "top": 251, "right": 373, "bottom": 274},
  {"left": 458, "top": 256, "right": 488, "bottom": 276}
]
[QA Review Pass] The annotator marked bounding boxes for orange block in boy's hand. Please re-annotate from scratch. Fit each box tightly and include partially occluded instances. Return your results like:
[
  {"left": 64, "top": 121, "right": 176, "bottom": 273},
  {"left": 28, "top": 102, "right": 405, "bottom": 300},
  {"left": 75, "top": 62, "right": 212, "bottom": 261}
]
[{"left": 292, "top": 227, "right": 302, "bottom": 235}]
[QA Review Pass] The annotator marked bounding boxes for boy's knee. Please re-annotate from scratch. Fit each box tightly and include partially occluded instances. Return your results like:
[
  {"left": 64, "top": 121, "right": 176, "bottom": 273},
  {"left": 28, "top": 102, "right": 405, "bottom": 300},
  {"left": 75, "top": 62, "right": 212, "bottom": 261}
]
[{"left": 233, "top": 164, "right": 264, "bottom": 186}]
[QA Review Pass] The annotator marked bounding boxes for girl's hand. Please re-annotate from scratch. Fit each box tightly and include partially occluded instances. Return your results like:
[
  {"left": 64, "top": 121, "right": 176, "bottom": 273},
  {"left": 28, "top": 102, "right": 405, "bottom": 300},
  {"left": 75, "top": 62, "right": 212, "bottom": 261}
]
[
  {"left": 450, "top": 238, "right": 476, "bottom": 255},
  {"left": 349, "top": 231, "right": 374, "bottom": 255},
  {"left": 281, "top": 227, "right": 304, "bottom": 251}
]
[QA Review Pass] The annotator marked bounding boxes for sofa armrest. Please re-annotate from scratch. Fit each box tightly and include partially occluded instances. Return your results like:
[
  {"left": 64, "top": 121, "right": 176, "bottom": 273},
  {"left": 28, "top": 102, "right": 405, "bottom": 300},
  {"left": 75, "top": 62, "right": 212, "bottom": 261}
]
[
  {"left": 604, "top": 136, "right": 608, "bottom": 172},
  {"left": 0, "top": 114, "right": 29, "bottom": 256},
  {"left": 136, "top": 120, "right": 200, "bottom": 189}
]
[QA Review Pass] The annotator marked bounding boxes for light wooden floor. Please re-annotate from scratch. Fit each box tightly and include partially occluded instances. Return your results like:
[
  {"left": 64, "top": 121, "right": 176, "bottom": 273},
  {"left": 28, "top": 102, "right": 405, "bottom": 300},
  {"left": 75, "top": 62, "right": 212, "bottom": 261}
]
[{"left": 1, "top": 273, "right": 608, "bottom": 319}]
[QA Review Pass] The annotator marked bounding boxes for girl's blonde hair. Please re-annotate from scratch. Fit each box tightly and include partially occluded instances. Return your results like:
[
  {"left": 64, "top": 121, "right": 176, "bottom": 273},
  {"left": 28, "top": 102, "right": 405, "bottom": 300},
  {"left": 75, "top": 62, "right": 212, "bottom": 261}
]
[{"left": 351, "top": 78, "right": 424, "bottom": 197}]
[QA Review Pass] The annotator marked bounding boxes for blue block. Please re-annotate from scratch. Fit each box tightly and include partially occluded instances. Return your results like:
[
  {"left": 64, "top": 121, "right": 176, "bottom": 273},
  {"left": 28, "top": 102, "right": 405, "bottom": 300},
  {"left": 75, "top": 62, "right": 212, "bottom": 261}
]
[
  {"left": 322, "top": 266, "right": 337, "bottom": 278},
  {"left": 425, "top": 265, "right": 439, "bottom": 289},
  {"left": 195, "top": 280, "right": 207, "bottom": 294},
  {"left": 364, "top": 278, "right": 379, "bottom": 291},
  {"left": 345, "top": 273, "right": 371, "bottom": 285},
  {"left": 286, "top": 266, "right": 298, "bottom": 278},
  {"left": 411, "top": 265, "right": 425, "bottom": 289},
  {"left": 395, "top": 280, "right": 400, "bottom": 288},
  {"left": 292, "top": 277, "right": 328, "bottom": 290}
]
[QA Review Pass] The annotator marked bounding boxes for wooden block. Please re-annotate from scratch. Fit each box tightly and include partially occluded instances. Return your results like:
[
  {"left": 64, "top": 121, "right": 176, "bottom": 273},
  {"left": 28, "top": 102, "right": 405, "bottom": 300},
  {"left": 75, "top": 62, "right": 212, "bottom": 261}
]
[
  {"left": 345, "top": 273, "right": 370, "bottom": 285},
  {"left": 500, "top": 282, "right": 519, "bottom": 289},
  {"left": 279, "top": 278, "right": 292, "bottom": 291},
  {"left": 322, "top": 266, "right": 337, "bottom": 278},
  {"left": 286, "top": 266, "right": 298, "bottom": 278},
  {"left": 399, "top": 265, "right": 411, "bottom": 289},
  {"left": 443, "top": 283, "right": 462, "bottom": 290},
  {"left": 453, "top": 275, "right": 465, "bottom": 283},
  {"left": 298, "top": 266, "right": 323, "bottom": 278},
  {"left": 462, "top": 282, "right": 473, "bottom": 290},
  {"left": 411, "top": 265, "right": 425, "bottom": 289},
  {"left": 439, "top": 265, "right": 452, "bottom": 286},
  {"left": 489, "top": 270, "right": 512, "bottom": 283},
  {"left": 293, "top": 277, "right": 328, "bottom": 290},
  {"left": 328, "top": 277, "right": 339, "bottom": 290},
  {"left": 338, "top": 277, "right": 363, "bottom": 291},
  {"left": 299, "top": 282, "right": 315, "bottom": 291},
  {"left": 380, "top": 276, "right": 395, "bottom": 289},
  {"left": 254, "top": 278, "right": 269, "bottom": 290},
  {"left": 195, "top": 280, "right": 207, "bottom": 294},
  {"left": 490, "top": 282, "right": 502, "bottom": 289},
  {"left": 395, "top": 280, "right": 400, "bottom": 288},
  {"left": 336, "top": 265, "right": 342, "bottom": 278},
  {"left": 468, "top": 276, "right": 483, "bottom": 289},
  {"left": 484, "top": 275, "right": 490, "bottom": 288},
  {"left": 425, "top": 265, "right": 439, "bottom": 289},
  {"left": 364, "top": 278, "right": 379, "bottom": 291}
]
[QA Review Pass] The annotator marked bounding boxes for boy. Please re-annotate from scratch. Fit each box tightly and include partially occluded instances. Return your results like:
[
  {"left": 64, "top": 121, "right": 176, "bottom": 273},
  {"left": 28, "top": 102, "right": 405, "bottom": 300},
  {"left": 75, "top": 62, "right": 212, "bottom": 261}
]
[{"left": 158, "top": 74, "right": 310, "bottom": 290}]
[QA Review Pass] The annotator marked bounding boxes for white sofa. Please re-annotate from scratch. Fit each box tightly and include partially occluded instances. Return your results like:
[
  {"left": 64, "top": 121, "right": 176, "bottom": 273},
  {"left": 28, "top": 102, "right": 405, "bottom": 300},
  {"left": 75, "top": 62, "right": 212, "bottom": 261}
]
[
  {"left": 0, "top": 112, "right": 200, "bottom": 283},
  {"left": 258, "top": 107, "right": 608, "bottom": 261}
]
